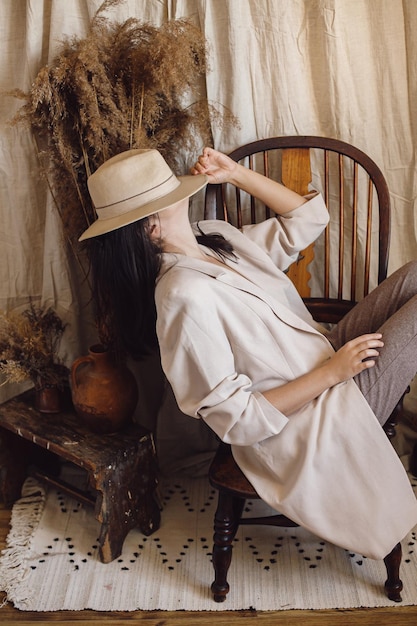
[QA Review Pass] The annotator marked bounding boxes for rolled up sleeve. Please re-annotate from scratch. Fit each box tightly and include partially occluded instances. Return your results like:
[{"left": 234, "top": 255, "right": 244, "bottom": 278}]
[
  {"left": 197, "top": 375, "right": 288, "bottom": 446},
  {"left": 156, "top": 283, "right": 289, "bottom": 446}
]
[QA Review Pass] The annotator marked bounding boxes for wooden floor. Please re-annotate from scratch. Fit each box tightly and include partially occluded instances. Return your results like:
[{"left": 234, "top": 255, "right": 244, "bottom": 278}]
[{"left": 1, "top": 503, "right": 417, "bottom": 625}]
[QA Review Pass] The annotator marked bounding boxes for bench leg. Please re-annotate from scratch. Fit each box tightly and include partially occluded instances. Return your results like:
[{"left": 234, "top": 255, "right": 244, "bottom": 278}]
[{"left": 92, "top": 435, "right": 160, "bottom": 563}]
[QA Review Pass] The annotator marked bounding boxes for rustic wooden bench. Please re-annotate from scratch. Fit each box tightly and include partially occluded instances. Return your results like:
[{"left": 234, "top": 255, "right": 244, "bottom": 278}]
[{"left": 0, "top": 390, "right": 160, "bottom": 563}]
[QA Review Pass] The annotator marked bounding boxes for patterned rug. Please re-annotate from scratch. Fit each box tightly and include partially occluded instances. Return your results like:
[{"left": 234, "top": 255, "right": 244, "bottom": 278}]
[{"left": 1, "top": 470, "right": 417, "bottom": 612}]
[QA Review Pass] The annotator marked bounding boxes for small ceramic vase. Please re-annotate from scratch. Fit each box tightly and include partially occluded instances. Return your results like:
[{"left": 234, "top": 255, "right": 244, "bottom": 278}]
[{"left": 70, "top": 344, "right": 138, "bottom": 434}]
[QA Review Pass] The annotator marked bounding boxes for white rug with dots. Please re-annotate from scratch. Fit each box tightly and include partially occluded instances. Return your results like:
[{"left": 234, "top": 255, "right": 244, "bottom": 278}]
[{"left": 1, "top": 472, "right": 417, "bottom": 611}]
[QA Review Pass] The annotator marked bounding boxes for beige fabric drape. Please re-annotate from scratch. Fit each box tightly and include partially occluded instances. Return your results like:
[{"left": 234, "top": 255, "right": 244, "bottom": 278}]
[{"left": 1, "top": 0, "right": 417, "bottom": 417}]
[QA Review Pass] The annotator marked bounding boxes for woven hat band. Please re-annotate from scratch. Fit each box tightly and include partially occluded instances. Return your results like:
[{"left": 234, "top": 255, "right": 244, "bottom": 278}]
[{"left": 96, "top": 173, "right": 180, "bottom": 219}]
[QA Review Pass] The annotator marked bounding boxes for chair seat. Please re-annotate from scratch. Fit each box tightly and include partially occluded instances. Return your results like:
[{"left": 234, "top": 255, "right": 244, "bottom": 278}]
[
  {"left": 209, "top": 443, "right": 298, "bottom": 528},
  {"left": 209, "top": 442, "right": 258, "bottom": 499}
]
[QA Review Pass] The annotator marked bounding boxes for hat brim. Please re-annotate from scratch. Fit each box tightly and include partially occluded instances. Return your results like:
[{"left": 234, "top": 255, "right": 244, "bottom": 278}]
[{"left": 79, "top": 174, "right": 208, "bottom": 241}]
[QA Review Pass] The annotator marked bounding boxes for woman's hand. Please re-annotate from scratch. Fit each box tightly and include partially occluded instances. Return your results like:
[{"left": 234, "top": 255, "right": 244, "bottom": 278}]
[
  {"left": 324, "top": 333, "right": 384, "bottom": 385},
  {"left": 192, "top": 145, "right": 307, "bottom": 215},
  {"left": 191, "top": 147, "right": 237, "bottom": 184},
  {"left": 263, "top": 333, "right": 383, "bottom": 416}
]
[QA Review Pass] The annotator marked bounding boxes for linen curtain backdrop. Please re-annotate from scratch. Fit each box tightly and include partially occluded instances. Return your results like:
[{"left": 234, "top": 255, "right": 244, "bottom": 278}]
[{"left": 1, "top": 0, "right": 417, "bottom": 446}]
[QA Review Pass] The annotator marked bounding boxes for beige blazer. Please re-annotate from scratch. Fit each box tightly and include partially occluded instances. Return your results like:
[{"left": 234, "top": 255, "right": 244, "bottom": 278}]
[{"left": 156, "top": 194, "right": 417, "bottom": 559}]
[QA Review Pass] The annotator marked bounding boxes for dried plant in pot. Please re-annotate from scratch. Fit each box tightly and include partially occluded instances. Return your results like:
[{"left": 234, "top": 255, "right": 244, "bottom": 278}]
[{"left": 0, "top": 304, "right": 69, "bottom": 413}]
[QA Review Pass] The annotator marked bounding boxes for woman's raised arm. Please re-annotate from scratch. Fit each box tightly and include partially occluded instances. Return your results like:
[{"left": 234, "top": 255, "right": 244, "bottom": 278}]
[{"left": 191, "top": 146, "right": 307, "bottom": 216}]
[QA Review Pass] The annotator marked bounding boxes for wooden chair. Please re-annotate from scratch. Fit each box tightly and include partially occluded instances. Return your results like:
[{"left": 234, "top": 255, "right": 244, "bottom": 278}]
[{"left": 204, "top": 136, "right": 404, "bottom": 603}]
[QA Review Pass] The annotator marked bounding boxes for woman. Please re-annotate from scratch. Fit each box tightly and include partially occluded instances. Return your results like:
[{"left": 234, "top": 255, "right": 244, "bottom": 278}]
[{"left": 80, "top": 146, "right": 417, "bottom": 560}]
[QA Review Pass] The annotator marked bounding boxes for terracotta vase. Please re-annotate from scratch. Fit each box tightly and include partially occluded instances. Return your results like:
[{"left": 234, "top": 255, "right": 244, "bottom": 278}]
[
  {"left": 34, "top": 382, "right": 63, "bottom": 414},
  {"left": 70, "top": 344, "right": 138, "bottom": 434}
]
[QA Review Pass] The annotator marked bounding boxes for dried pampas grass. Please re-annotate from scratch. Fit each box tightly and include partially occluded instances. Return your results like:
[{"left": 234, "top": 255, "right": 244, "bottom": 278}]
[{"left": 10, "top": 0, "right": 237, "bottom": 247}]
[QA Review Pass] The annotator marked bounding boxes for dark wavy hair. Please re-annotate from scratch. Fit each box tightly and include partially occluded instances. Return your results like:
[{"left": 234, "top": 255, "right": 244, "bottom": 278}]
[{"left": 86, "top": 218, "right": 235, "bottom": 359}]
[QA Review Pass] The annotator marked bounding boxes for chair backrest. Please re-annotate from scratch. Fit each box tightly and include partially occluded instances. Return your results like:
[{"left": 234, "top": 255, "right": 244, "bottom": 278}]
[{"left": 204, "top": 136, "right": 391, "bottom": 324}]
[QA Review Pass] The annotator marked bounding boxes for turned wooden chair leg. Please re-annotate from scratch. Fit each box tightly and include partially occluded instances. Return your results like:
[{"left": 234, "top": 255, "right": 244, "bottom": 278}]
[
  {"left": 383, "top": 542, "right": 403, "bottom": 602},
  {"left": 211, "top": 491, "right": 245, "bottom": 602}
]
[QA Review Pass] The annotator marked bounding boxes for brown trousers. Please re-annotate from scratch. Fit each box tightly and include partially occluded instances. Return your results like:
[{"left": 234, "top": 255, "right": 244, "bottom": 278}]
[{"left": 327, "top": 260, "right": 417, "bottom": 426}]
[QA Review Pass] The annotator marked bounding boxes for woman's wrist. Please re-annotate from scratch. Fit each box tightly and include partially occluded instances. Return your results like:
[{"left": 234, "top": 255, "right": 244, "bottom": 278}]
[
  {"left": 319, "top": 358, "right": 342, "bottom": 388},
  {"left": 228, "top": 164, "right": 307, "bottom": 215},
  {"left": 226, "top": 161, "right": 249, "bottom": 188}
]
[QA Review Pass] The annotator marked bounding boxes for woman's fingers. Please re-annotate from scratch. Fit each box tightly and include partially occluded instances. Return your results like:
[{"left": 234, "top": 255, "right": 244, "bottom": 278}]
[
  {"left": 349, "top": 333, "right": 384, "bottom": 348},
  {"left": 330, "top": 333, "right": 384, "bottom": 382}
]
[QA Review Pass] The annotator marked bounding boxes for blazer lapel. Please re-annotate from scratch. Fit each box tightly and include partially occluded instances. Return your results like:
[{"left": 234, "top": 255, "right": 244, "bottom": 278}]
[
  {"left": 162, "top": 254, "right": 321, "bottom": 337},
  {"left": 215, "top": 270, "right": 320, "bottom": 335}
]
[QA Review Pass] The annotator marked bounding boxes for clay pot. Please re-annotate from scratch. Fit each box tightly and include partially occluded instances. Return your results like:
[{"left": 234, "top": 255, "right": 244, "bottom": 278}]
[
  {"left": 34, "top": 383, "right": 63, "bottom": 413},
  {"left": 71, "top": 344, "right": 138, "bottom": 434}
]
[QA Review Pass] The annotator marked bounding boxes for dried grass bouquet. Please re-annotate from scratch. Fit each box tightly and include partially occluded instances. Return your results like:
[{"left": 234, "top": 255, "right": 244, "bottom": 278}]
[
  {"left": 10, "top": 0, "right": 236, "bottom": 250},
  {"left": 0, "top": 304, "right": 69, "bottom": 389}
]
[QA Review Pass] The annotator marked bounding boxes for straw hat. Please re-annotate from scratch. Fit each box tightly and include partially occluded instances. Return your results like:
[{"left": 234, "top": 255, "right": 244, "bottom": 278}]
[{"left": 79, "top": 149, "right": 208, "bottom": 241}]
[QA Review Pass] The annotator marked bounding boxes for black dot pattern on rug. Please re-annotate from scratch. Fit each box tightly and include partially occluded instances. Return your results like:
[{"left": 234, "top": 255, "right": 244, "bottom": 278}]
[
  {"left": 405, "top": 530, "right": 416, "bottom": 563},
  {"left": 200, "top": 491, "right": 216, "bottom": 514},
  {"left": 56, "top": 490, "right": 82, "bottom": 515},
  {"left": 127, "top": 482, "right": 217, "bottom": 572},
  {"left": 238, "top": 499, "right": 330, "bottom": 572},
  {"left": 32, "top": 472, "right": 417, "bottom": 596},
  {"left": 200, "top": 536, "right": 212, "bottom": 559},
  {"left": 44, "top": 479, "right": 335, "bottom": 574},
  {"left": 163, "top": 484, "right": 216, "bottom": 516},
  {"left": 240, "top": 533, "right": 327, "bottom": 571},
  {"left": 9, "top": 471, "right": 417, "bottom": 612},
  {"left": 346, "top": 551, "right": 368, "bottom": 567},
  {"left": 32, "top": 489, "right": 102, "bottom": 569}
]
